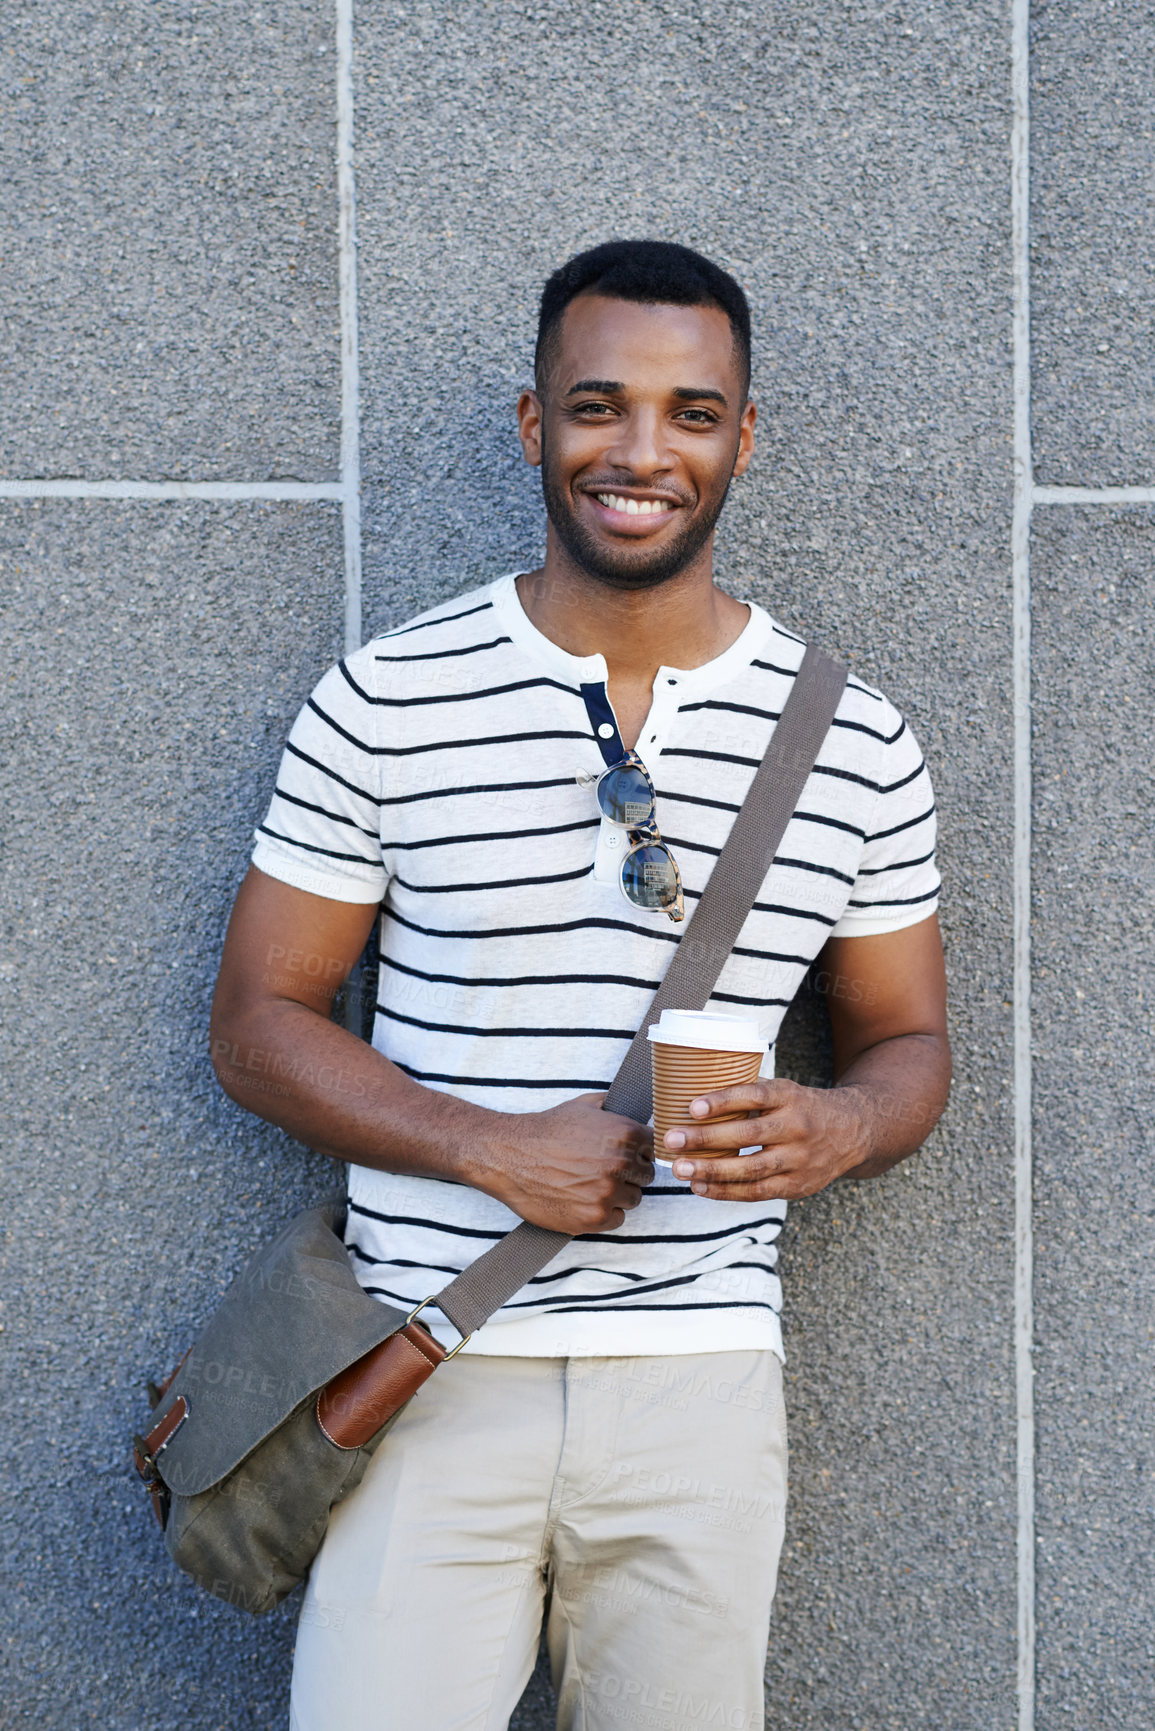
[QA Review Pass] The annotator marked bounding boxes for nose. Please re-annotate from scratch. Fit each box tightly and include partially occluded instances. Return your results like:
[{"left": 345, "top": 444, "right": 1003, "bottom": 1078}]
[{"left": 604, "top": 405, "right": 672, "bottom": 480}]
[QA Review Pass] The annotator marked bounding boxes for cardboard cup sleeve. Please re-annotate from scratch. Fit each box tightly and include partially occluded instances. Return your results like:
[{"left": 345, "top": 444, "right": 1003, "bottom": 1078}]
[
  {"left": 651, "top": 1043, "right": 765, "bottom": 1154},
  {"left": 647, "top": 1010, "right": 767, "bottom": 1161}
]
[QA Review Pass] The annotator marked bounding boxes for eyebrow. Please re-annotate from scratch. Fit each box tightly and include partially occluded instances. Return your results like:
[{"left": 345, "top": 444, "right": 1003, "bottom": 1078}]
[
  {"left": 567, "top": 379, "right": 625, "bottom": 395},
  {"left": 672, "top": 386, "right": 728, "bottom": 405},
  {"left": 566, "top": 379, "right": 730, "bottom": 406}
]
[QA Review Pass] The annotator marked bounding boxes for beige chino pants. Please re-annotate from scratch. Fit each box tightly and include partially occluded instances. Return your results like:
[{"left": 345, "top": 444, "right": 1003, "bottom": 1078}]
[{"left": 290, "top": 1351, "right": 788, "bottom": 1731}]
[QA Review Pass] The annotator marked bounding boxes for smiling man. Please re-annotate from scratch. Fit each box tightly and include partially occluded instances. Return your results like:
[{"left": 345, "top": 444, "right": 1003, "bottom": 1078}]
[{"left": 210, "top": 240, "right": 949, "bottom": 1730}]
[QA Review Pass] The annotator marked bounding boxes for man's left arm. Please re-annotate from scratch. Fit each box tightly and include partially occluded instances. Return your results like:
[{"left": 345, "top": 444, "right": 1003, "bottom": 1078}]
[{"left": 665, "top": 914, "right": 951, "bottom": 1199}]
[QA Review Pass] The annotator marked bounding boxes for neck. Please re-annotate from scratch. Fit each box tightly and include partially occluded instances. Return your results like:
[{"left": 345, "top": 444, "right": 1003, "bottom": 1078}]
[
  {"left": 517, "top": 525, "right": 749, "bottom": 682},
  {"left": 516, "top": 528, "right": 751, "bottom": 752}
]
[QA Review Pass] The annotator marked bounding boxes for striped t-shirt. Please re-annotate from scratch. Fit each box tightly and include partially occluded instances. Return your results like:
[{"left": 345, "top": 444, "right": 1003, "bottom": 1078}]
[{"left": 252, "top": 574, "right": 940, "bottom": 1361}]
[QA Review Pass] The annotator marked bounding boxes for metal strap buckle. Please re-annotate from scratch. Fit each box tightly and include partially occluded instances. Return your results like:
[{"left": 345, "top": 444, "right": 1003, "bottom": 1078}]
[
  {"left": 132, "top": 1434, "right": 156, "bottom": 1480},
  {"left": 406, "top": 1297, "right": 471, "bottom": 1359}
]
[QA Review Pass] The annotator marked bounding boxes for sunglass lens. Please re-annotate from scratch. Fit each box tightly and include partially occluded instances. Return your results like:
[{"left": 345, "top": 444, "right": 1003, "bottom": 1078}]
[
  {"left": 621, "top": 843, "right": 681, "bottom": 912},
  {"left": 597, "top": 763, "right": 654, "bottom": 826}
]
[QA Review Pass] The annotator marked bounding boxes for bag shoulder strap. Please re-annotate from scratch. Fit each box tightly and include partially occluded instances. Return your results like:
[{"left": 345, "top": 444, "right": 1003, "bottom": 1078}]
[{"left": 432, "top": 643, "right": 848, "bottom": 1343}]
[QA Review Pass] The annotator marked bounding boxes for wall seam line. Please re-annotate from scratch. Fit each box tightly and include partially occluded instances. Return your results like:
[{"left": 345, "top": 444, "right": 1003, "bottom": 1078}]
[
  {"left": 1034, "top": 486, "right": 1155, "bottom": 505},
  {"left": 1011, "top": 3, "right": 1035, "bottom": 1729},
  {"left": 0, "top": 481, "right": 343, "bottom": 501},
  {"left": 337, "top": 0, "right": 363, "bottom": 656}
]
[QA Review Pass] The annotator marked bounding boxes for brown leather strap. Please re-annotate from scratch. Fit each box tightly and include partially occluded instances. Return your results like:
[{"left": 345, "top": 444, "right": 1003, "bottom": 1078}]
[
  {"left": 432, "top": 644, "right": 848, "bottom": 1341},
  {"left": 316, "top": 1322, "right": 446, "bottom": 1449},
  {"left": 136, "top": 1394, "right": 189, "bottom": 1466}
]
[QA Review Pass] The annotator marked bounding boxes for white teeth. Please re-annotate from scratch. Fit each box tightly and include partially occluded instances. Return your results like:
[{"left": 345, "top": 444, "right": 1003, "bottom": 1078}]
[{"left": 595, "top": 493, "right": 672, "bottom": 515}]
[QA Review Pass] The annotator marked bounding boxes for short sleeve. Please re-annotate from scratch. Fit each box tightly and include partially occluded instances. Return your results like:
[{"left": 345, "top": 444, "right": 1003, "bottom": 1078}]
[
  {"left": 251, "top": 644, "right": 387, "bottom": 905},
  {"left": 830, "top": 701, "right": 941, "bottom": 938}
]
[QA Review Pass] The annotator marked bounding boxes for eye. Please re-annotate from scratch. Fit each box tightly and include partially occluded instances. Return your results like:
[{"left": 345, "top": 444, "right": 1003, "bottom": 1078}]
[
  {"left": 569, "top": 400, "right": 617, "bottom": 418},
  {"left": 676, "top": 408, "right": 720, "bottom": 425}
]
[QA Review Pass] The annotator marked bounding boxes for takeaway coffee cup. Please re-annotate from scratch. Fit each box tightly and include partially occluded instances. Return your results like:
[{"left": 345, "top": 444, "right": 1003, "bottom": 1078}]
[{"left": 647, "top": 1009, "right": 767, "bottom": 1164}]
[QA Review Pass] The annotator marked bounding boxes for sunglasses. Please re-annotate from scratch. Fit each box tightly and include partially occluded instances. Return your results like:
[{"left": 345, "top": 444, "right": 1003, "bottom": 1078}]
[{"left": 578, "top": 750, "right": 685, "bottom": 922}]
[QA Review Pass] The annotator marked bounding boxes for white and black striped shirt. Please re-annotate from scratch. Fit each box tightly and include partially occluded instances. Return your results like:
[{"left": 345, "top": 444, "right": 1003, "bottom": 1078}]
[{"left": 252, "top": 575, "right": 940, "bottom": 1360}]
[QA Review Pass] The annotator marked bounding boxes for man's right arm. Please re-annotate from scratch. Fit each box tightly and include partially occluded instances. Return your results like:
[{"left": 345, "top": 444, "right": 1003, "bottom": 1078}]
[{"left": 209, "top": 865, "right": 654, "bottom": 1234}]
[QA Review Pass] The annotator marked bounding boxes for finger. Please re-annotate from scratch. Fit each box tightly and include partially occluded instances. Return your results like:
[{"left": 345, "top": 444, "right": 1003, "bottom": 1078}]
[
  {"left": 670, "top": 1147, "right": 791, "bottom": 1188},
  {"left": 664, "top": 1111, "right": 794, "bottom": 1156},
  {"left": 679, "top": 1176, "right": 798, "bottom": 1203},
  {"left": 602, "top": 1126, "right": 653, "bottom": 1167},
  {"left": 683, "top": 1080, "right": 793, "bottom": 1120}
]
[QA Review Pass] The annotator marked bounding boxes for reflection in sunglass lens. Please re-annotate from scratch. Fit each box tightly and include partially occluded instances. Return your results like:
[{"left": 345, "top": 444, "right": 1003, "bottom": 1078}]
[
  {"left": 621, "top": 843, "right": 680, "bottom": 912},
  {"left": 597, "top": 763, "right": 654, "bottom": 827}
]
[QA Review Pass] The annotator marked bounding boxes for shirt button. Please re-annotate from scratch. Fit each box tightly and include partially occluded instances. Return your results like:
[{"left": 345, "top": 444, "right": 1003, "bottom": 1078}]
[
  {"left": 666, "top": 677, "right": 678, "bottom": 686},
  {"left": 597, "top": 722, "right": 615, "bottom": 739}
]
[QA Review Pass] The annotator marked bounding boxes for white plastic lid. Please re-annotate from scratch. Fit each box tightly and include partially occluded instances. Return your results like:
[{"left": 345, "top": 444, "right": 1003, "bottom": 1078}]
[{"left": 647, "top": 1008, "right": 766, "bottom": 1053}]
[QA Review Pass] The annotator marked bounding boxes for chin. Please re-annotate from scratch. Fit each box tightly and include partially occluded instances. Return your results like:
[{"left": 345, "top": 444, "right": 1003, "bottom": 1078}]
[{"left": 550, "top": 521, "right": 717, "bottom": 592}]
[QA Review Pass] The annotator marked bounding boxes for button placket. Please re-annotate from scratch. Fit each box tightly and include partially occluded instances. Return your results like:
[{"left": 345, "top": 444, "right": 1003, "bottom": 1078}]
[{"left": 635, "top": 671, "right": 682, "bottom": 762}]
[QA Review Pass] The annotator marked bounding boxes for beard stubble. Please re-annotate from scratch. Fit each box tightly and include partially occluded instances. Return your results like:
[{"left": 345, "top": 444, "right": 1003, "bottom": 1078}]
[{"left": 539, "top": 433, "right": 737, "bottom": 593}]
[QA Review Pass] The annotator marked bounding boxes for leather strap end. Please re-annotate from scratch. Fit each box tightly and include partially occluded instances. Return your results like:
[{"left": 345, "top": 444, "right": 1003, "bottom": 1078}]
[
  {"left": 316, "top": 1323, "right": 446, "bottom": 1450},
  {"left": 135, "top": 1394, "right": 189, "bottom": 1469}
]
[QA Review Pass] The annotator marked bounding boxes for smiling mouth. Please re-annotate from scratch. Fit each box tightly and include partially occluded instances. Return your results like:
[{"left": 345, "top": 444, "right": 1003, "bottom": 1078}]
[{"left": 593, "top": 493, "right": 678, "bottom": 517}]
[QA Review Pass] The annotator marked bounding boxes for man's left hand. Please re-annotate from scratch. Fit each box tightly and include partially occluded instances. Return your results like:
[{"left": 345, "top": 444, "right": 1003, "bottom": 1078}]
[
  {"left": 665, "top": 920, "right": 953, "bottom": 1201},
  {"left": 666, "top": 1078, "right": 875, "bottom": 1201}
]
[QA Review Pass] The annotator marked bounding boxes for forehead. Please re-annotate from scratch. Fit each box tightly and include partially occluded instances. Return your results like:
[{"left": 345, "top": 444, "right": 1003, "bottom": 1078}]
[{"left": 552, "top": 293, "right": 741, "bottom": 395}]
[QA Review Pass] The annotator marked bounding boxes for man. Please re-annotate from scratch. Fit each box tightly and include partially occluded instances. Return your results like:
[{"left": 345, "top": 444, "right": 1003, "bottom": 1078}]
[{"left": 211, "top": 239, "right": 949, "bottom": 1730}]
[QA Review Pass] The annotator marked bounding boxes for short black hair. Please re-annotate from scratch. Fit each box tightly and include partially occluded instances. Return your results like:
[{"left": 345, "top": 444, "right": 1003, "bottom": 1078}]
[{"left": 534, "top": 239, "right": 752, "bottom": 398}]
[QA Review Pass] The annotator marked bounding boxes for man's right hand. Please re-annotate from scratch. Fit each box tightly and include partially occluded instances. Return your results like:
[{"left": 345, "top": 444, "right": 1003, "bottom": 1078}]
[
  {"left": 211, "top": 868, "right": 654, "bottom": 1238},
  {"left": 475, "top": 1093, "right": 655, "bottom": 1235}
]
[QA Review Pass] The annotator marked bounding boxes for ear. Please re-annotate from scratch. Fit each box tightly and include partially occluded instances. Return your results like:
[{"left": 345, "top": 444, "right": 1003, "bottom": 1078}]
[
  {"left": 731, "top": 399, "right": 757, "bottom": 478},
  {"left": 517, "top": 389, "right": 544, "bottom": 468}
]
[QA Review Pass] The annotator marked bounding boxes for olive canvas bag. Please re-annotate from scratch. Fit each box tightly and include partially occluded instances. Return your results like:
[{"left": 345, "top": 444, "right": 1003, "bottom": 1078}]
[{"left": 132, "top": 645, "right": 847, "bottom": 1614}]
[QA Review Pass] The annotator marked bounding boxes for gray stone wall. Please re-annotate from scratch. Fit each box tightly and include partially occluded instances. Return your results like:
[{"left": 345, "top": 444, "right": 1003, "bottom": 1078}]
[{"left": 1, "top": 2, "right": 1149, "bottom": 1727}]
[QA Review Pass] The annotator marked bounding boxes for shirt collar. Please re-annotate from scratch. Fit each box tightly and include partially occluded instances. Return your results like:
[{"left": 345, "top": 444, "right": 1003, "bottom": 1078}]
[{"left": 489, "top": 572, "right": 779, "bottom": 698}]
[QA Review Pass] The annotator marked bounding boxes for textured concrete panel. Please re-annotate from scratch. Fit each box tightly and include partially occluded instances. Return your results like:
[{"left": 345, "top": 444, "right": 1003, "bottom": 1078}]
[
  {"left": 355, "top": 5, "right": 1018, "bottom": 1726},
  {"left": 0, "top": 1, "right": 339, "bottom": 482},
  {"left": 1032, "top": 2, "right": 1155, "bottom": 485},
  {"left": 356, "top": 0, "right": 1011, "bottom": 626},
  {"left": 0, "top": 502, "right": 343, "bottom": 1728},
  {"left": 1031, "top": 508, "right": 1155, "bottom": 1728}
]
